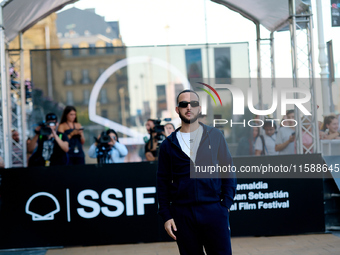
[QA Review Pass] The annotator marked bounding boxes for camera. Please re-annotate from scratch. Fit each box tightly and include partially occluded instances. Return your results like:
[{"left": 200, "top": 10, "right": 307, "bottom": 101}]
[
  {"left": 94, "top": 131, "right": 112, "bottom": 164},
  {"left": 97, "top": 132, "right": 111, "bottom": 144},
  {"left": 150, "top": 118, "right": 171, "bottom": 144},
  {"left": 36, "top": 122, "right": 55, "bottom": 137}
]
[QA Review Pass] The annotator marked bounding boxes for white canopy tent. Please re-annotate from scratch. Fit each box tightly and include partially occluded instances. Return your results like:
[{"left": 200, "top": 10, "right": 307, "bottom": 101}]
[
  {"left": 0, "top": 0, "right": 327, "bottom": 167},
  {"left": 1, "top": 0, "right": 306, "bottom": 42},
  {"left": 212, "top": 0, "right": 307, "bottom": 32},
  {"left": 2, "top": 0, "right": 78, "bottom": 42}
]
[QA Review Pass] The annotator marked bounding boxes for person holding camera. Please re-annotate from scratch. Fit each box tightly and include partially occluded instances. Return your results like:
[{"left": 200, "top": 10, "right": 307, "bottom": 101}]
[
  {"left": 145, "top": 119, "right": 167, "bottom": 161},
  {"left": 58, "top": 106, "right": 85, "bottom": 165},
  {"left": 88, "top": 129, "right": 128, "bottom": 164},
  {"left": 28, "top": 113, "right": 69, "bottom": 167},
  {"left": 145, "top": 119, "right": 158, "bottom": 161}
]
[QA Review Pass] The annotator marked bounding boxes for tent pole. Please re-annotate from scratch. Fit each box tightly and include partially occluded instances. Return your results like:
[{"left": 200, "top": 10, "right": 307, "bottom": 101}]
[
  {"left": 19, "top": 32, "right": 27, "bottom": 167},
  {"left": 0, "top": 4, "right": 11, "bottom": 167}
]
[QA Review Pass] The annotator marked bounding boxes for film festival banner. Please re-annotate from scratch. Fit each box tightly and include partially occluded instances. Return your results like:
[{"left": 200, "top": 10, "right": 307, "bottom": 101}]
[{"left": 0, "top": 156, "right": 325, "bottom": 249}]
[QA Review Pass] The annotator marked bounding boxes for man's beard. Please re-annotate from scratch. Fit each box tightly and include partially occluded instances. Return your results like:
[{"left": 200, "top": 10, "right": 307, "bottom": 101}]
[{"left": 178, "top": 110, "right": 199, "bottom": 124}]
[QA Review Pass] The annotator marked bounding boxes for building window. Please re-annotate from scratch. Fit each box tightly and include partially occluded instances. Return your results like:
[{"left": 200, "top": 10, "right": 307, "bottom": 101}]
[
  {"left": 63, "top": 49, "right": 72, "bottom": 57},
  {"left": 64, "top": 70, "right": 74, "bottom": 85},
  {"left": 156, "top": 85, "right": 167, "bottom": 118},
  {"left": 72, "top": 45, "right": 79, "bottom": 56},
  {"left": 106, "top": 43, "right": 114, "bottom": 54},
  {"left": 66, "top": 91, "right": 73, "bottom": 105},
  {"left": 97, "top": 46, "right": 105, "bottom": 54},
  {"left": 100, "top": 89, "right": 108, "bottom": 104},
  {"left": 81, "top": 69, "right": 91, "bottom": 84},
  {"left": 89, "top": 44, "right": 96, "bottom": 55},
  {"left": 101, "top": 109, "right": 108, "bottom": 118},
  {"left": 80, "top": 48, "right": 88, "bottom": 56},
  {"left": 83, "top": 89, "right": 90, "bottom": 105},
  {"left": 98, "top": 68, "right": 105, "bottom": 78}
]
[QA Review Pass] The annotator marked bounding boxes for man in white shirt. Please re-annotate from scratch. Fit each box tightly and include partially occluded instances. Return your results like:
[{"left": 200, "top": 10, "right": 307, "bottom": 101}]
[{"left": 255, "top": 119, "right": 279, "bottom": 156}]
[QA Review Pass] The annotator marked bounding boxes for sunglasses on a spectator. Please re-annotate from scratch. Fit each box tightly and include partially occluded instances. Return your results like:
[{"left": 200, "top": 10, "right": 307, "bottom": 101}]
[{"left": 178, "top": 101, "right": 199, "bottom": 108}]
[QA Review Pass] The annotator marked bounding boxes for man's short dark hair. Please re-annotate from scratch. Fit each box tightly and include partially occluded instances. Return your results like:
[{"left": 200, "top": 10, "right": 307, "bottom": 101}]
[
  {"left": 263, "top": 118, "right": 277, "bottom": 130},
  {"left": 176, "top": 89, "right": 200, "bottom": 104},
  {"left": 147, "top": 119, "right": 156, "bottom": 126},
  {"left": 286, "top": 109, "right": 294, "bottom": 116},
  {"left": 106, "top": 129, "right": 119, "bottom": 143}
]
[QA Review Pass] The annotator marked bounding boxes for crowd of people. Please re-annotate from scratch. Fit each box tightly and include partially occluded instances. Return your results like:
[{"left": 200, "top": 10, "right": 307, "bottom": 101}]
[
  {"left": 1, "top": 105, "right": 339, "bottom": 167},
  {"left": 0, "top": 105, "right": 129, "bottom": 168},
  {"left": 236, "top": 110, "right": 340, "bottom": 156}
]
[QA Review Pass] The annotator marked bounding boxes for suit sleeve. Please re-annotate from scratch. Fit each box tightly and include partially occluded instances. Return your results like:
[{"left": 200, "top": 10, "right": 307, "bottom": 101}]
[
  {"left": 218, "top": 132, "right": 237, "bottom": 209},
  {"left": 156, "top": 141, "right": 173, "bottom": 223}
]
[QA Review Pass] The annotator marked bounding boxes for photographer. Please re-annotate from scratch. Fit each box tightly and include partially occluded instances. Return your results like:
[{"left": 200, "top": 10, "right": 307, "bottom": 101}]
[
  {"left": 145, "top": 119, "right": 167, "bottom": 161},
  {"left": 88, "top": 129, "right": 128, "bottom": 164},
  {"left": 28, "top": 113, "right": 69, "bottom": 167}
]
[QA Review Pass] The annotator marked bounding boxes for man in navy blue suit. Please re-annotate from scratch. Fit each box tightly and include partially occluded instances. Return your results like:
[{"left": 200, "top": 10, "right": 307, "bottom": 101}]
[{"left": 157, "top": 89, "right": 237, "bottom": 255}]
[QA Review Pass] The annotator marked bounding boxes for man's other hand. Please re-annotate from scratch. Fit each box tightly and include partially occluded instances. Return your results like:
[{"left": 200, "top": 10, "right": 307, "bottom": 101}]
[{"left": 164, "top": 219, "right": 177, "bottom": 240}]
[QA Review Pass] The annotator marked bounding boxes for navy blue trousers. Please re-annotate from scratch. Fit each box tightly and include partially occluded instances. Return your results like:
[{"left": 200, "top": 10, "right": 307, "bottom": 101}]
[{"left": 171, "top": 202, "right": 231, "bottom": 255}]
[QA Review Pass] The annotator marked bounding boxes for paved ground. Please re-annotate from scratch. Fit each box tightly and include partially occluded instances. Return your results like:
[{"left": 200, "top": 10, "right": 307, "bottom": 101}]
[
  {"left": 44, "top": 233, "right": 340, "bottom": 255},
  {"left": 1, "top": 233, "right": 339, "bottom": 255}
]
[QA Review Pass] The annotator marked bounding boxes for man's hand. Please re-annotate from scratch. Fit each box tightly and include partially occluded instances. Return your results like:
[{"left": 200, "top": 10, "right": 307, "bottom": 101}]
[
  {"left": 108, "top": 137, "right": 116, "bottom": 147},
  {"left": 164, "top": 219, "right": 177, "bottom": 240},
  {"left": 51, "top": 128, "right": 57, "bottom": 138},
  {"left": 288, "top": 135, "right": 295, "bottom": 143},
  {"left": 34, "top": 125, "right": 41, "bottom": 136}
]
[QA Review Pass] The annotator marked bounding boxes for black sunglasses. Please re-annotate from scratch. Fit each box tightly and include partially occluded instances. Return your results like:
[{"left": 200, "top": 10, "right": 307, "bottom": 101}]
[{"left": 178, "top": 101, "right": 199, "bottom": 108}]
